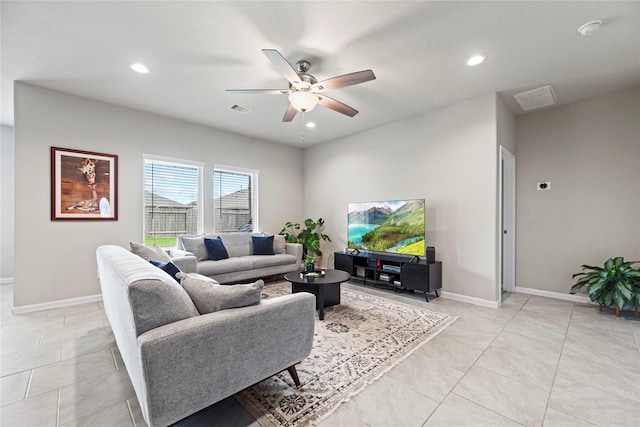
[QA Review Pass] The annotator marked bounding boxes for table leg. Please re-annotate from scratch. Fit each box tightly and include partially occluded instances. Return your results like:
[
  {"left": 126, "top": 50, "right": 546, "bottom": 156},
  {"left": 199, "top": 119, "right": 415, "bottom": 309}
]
[{"left": 318, "top": 286, "right": 325, "bottom": 320}]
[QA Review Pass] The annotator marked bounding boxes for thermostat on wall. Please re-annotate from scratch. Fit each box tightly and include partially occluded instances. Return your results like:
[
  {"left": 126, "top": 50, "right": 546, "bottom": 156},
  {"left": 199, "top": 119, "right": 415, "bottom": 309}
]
[{"left": 537, "top": 182, "right": 551, "bottom": 190}]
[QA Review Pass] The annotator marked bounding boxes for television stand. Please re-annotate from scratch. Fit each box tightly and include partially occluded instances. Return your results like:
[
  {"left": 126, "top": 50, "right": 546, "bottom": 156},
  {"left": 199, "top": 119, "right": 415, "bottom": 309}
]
[{"left": 334, "top": 250, "right": 442, "bottom": 302}]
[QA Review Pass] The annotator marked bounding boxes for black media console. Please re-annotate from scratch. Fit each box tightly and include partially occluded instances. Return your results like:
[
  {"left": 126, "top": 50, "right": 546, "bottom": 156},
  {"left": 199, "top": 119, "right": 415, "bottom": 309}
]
[{"left": 334, "top": 249, "right": 442, "bottom": 302}]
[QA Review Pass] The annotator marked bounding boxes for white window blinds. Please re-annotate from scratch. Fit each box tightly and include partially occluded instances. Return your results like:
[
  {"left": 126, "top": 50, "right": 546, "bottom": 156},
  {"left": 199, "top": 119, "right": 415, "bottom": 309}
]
[
  {"left": 213, "top": 166, "right": 258, "bottom": 233},
  {"left": 144, "top": 156, "right": 202, "bottom": 246}
]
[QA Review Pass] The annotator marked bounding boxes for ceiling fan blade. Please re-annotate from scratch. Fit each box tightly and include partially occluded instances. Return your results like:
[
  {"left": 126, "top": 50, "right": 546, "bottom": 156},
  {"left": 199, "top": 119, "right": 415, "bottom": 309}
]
[
  {"left": 318, "top": 95, "right": 359, "bottom": 117},
  {"left": 282, "top": 104, "right": 297, "bottom": 122},
  {"left": 312, "top": 70, "right": 376, "bottom": 92},
  {"left": 225, "top": 89, "right": 290, "bottom": 95},
  {"left": 262, "top": 49, "right": 301, "bottom": 86}
]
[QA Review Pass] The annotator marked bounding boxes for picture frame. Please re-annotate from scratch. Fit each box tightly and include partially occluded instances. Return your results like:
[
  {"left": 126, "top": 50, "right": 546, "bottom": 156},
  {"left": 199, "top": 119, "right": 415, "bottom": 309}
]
[{"left": 51, "top": 147, "right": 118, "bottom": 220}]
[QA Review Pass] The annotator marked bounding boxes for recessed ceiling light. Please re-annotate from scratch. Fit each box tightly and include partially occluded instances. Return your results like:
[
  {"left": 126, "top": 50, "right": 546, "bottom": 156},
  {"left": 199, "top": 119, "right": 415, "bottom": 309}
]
[
  {"left": 306, "top": 122, "right": 316, "bottom": 128},
  {"left": 466, "top": 55, "right": 485, "bottom": 66},
  {"left": 130, "top": 63, "right": 150, "bottom": 74}
]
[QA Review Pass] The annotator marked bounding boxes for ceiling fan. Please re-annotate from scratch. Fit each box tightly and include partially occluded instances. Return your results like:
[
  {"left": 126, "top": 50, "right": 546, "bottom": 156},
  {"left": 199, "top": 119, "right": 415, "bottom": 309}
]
[{"left": 226, "top": 49, "right": 376, "bottom": 122}]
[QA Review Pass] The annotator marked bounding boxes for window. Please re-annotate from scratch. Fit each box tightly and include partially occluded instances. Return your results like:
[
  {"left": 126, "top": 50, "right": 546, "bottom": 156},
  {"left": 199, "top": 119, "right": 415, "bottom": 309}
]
[
  {"left": 213, "top": 165, "right": 258, "bottom": 233},
  {"left": 143, "top": 155, "right": 203, "bottom": 246}
]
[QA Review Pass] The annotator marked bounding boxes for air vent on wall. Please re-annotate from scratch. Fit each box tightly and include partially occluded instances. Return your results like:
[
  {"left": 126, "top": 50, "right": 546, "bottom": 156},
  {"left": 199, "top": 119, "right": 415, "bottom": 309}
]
[
  {"left": 229, "top": 104, "right": 252, "bottom": 114},
  {"left": 513, "top": 85, "right": 557, "bottom": 112}
]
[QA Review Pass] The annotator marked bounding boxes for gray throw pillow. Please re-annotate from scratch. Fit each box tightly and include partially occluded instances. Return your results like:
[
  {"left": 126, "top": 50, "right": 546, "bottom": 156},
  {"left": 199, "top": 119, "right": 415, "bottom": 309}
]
[
  {"left": 180, "top": 235, "right": 208, "bottom": 262},
  {"left": 180, "top": 274, "right": 264, "bottom": 314},
  {"left": 176, "top": 272, "right": 220, "bottom": 285},
  {"left": 273, "top": 234, "right": 286, "bottom": 254},
  {"left": 130, "top": 241, "right": 172, "bottom": 263}
]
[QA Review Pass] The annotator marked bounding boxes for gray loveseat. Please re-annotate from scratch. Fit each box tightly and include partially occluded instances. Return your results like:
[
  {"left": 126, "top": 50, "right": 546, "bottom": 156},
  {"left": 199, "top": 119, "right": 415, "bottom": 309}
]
[
  {"left": 176, "top": 232, "right": 302, "bottom": 283},
  {"left": 96, "top": 245, "right": 315, "bottom": 427}
]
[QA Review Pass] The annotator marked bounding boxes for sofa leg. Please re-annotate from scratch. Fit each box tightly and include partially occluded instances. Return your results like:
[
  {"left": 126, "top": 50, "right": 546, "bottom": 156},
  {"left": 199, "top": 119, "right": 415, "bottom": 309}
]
[{"left": 287, "top": 365, "right": 301, "bottom": 387}]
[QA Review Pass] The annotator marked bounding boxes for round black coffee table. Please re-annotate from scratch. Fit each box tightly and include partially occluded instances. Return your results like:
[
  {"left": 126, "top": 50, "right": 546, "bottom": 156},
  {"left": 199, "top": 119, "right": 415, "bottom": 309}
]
[{"left": 284, "top": 269, "right": 351, "bottom": 320}]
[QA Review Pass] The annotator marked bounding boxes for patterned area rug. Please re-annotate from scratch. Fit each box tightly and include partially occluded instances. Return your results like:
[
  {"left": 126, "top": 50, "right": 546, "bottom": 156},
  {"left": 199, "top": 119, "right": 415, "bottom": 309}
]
[{"left": 237, "top": 281, "right": 456, "bottom": 427}]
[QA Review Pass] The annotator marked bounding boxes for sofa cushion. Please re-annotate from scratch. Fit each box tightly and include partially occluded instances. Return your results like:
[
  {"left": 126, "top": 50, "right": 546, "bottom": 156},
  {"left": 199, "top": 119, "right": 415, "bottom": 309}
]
[
  {"left": 214, "top": 233, "right": 252, "bottom": 258},
  {"left": 128, "top": 278, "right": 199, "bottom": 336},
  {"left": 197, "top": 257, "right": 254, "bottom": 276},
  {"left": 204, "top": 237, "right": 230, "bottom": 261},
  {"left": 130, "top": 241, "right": 172, "bottom": 263},
  {"left": 180, "top": 235, "right": 208, "bottom": 262},
  {"left": 150, "top": 260, "right": 182, "bottom": 282},
  {"left": 179, "top": 275, "right": 263, "bottom": 314},
  {"left": 252, "top": 235, "right": 275, "bottom": 255},
  {"left": 249, "top": 254, "right": 298, "bottom": 269}
]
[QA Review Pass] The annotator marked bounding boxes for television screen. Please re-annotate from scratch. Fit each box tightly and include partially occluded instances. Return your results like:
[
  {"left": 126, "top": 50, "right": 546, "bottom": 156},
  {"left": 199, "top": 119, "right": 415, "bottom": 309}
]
[{"left": 348, "top": 199, "right": 425, "bottom": 256}]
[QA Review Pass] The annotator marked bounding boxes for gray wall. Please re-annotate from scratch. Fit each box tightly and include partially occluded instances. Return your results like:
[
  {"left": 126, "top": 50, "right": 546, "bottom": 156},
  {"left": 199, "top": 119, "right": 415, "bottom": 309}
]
[
  {"left": 497, "top": 95, "right": 516, "bottom": 154},
  {"left": 16, "top": 82, "right": 634, "bottom": 307},
  {"left": 516, "top": 88, "right": 640, "bottom": 294},
  {"left": 1, "top": 125, "right": 15, "bottom": 282},
  {"left": 13, "top": 83, "right": 303, "bottom": 308},
  {"left": 303, "top": 94, "right": 501, "bottom": 303}
]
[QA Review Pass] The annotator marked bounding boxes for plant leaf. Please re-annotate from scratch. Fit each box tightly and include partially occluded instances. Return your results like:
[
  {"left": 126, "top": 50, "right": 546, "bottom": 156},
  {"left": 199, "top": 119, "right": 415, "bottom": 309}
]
[
  {"left": 570, "top": 282, "right": 588, "bottom": 294},
  {"left": 605, "top": 258, "right": 615, "bottom": 271}
]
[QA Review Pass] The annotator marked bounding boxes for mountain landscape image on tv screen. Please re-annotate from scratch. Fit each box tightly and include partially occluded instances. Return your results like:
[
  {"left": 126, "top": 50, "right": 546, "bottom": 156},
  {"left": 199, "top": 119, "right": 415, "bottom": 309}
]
[{"left": 348, "top": 199, "right": 425, "bottom": 256}]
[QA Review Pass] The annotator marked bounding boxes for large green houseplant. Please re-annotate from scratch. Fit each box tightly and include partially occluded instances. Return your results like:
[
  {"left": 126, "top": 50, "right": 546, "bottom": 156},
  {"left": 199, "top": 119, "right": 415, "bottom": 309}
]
[
  {"left": 279, "top": 218, "right": 331, "bottom": 257},
  {"left": 570, "top": 256, "right": 640, "bottom": 317}
]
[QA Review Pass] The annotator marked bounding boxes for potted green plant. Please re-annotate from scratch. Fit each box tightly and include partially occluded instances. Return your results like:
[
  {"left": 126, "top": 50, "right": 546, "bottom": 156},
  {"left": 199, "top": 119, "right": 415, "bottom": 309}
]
[
  {"left": 303, "top": 255, "right": 316, "bottom": 273},
  {"left": 570, "top": 256, "right": 640, "bottom": 317},
  {"left": 279, "top": 218, "right": 331, "bottom": 258}
]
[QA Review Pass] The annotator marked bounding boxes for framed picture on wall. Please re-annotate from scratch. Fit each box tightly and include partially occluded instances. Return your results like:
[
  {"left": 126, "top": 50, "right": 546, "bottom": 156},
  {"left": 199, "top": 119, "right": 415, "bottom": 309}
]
[{"left": 51, "top": 147, "right": 118, "bottom": 220}]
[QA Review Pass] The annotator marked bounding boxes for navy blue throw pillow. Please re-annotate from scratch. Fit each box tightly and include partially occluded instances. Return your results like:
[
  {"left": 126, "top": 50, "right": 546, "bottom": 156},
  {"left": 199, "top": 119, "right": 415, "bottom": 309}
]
[
  {"left": 252, "top": 235, "right": 275, "bottom": 255},
  {"left": 149, "top": 260, "right": 182, "bottom": 283},
  {"left": 204, "top": 237, "right": 229, "bottom": 261}
]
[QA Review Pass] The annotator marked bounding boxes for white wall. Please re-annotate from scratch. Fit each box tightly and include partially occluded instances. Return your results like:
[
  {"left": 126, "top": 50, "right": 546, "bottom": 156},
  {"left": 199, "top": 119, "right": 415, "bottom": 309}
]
[
  {"left": 13, "top": 83, "right": 303, "bottom": 308},
  {"left": 303, "top": 94, "right": 500, "bottom": 302},
  {"left": 1, "top": 125, "right": 15, "bottom": 283},
  {"left": 516, "top": 88, "right": 640, "bottom": 294}
]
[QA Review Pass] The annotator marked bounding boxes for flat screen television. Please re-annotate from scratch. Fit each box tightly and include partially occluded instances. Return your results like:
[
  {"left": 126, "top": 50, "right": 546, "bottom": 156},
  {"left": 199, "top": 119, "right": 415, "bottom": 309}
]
[{"left": 347, "top": 199, "right": 425, "bottom": 256}]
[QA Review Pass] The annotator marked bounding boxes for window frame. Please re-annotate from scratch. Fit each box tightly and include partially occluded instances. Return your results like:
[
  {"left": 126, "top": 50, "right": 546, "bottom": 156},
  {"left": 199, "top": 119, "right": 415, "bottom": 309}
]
[
  {"left": 142, "top": 154, "right": 204, "bottom": 246},
  {"left": 213, "top": 164, "right": 259, "bottom": 233}
]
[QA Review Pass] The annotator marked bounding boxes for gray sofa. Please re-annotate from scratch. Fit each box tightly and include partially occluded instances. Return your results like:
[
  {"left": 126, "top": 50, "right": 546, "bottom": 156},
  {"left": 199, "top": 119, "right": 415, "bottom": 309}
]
[
  {"left": 176, "top": 232, "right": 302, "bottom": 283},
  {"left": 96, "top": 245, "right": 315, "bottom": 427}
]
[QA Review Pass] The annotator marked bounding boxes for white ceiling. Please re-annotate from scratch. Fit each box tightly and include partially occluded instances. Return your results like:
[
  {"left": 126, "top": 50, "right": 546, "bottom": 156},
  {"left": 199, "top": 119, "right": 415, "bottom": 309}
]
[{"left": 2, "top": 1, "right": 639, "bottom": 147}]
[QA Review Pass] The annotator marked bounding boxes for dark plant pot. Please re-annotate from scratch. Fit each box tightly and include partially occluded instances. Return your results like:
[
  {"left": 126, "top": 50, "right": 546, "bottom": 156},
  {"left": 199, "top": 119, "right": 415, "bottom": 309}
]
[{"left": 304, "top": 263, "right": 315, "bottom": 273}]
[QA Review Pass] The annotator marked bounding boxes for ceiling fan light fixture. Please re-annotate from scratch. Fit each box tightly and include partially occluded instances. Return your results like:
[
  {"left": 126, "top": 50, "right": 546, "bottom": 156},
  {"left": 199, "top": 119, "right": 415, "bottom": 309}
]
[{"left": 289, "top": 90, "right": 319, "bottom": 112}]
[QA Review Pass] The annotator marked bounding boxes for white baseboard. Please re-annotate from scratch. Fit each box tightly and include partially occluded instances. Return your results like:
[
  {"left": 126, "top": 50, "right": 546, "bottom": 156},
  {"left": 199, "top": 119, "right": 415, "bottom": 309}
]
[
  {"left": 1, "top": 277, "right": 14, "bottom": 285},
  {"left": 514, "top": 286, "right": 592, "bottom": 304},
  {"left": 440, "top": 291, "right": 500, "bottom": 309},
  {"left": 12, "top": 294, "right": 103, "bottom": 315}
]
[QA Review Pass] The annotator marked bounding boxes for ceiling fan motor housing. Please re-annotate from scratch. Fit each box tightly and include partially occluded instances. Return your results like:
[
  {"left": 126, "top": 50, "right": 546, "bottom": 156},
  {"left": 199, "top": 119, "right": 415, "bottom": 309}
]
[{"left": 296, "top": 60, "right": 311, "bottom": 73}]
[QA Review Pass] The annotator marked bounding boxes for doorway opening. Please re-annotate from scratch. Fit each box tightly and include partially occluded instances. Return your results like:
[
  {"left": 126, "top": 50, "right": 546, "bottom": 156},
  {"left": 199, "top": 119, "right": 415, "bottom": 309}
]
[{"left": 499, "top": 146, "right": 516, "bottom": 304}]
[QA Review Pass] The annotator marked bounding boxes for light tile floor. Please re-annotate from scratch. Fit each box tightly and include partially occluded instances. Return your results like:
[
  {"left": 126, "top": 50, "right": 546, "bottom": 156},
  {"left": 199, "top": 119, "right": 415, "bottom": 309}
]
[{"left": 1, "top": 281, "right": 639, "bottom": 427}]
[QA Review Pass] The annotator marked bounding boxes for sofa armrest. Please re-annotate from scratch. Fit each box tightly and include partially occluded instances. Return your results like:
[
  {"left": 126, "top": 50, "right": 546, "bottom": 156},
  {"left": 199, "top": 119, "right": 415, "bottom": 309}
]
[
  {"left": 168, "top": 249, "right": 197, "bottom": 273},
  {"left": 136, "top": 292, "right": 315, "bottom": 427},
  {"left": 169, "top": 248, "right": 192, "bottom": 258},
  {"left": 285, "top": 242, "right": 303, "bottom": 264}
]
